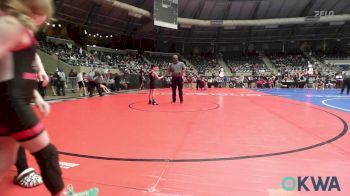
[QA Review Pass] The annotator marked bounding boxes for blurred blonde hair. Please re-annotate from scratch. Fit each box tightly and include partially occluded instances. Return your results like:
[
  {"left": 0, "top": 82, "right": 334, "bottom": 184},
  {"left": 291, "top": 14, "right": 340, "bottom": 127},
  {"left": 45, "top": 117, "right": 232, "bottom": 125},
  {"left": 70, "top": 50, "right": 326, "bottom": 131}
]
[{"left": 0, "top": 0, "right": 54, "bottom": 32}]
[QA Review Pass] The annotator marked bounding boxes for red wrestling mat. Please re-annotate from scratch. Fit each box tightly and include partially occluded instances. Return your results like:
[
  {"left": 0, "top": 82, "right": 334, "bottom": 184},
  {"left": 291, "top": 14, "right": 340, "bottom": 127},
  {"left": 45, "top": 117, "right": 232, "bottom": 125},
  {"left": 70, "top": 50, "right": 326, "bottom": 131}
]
[{"left": 2, "top": 88, "right": 350, "bottom": 195}]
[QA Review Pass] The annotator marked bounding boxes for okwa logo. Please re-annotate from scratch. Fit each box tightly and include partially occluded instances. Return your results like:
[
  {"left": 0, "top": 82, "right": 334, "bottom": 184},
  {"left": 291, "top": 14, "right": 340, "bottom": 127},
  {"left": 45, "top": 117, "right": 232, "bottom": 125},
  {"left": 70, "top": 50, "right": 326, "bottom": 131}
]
[{"left": 282, "top": 176, "right": 341, "bottom": 192}]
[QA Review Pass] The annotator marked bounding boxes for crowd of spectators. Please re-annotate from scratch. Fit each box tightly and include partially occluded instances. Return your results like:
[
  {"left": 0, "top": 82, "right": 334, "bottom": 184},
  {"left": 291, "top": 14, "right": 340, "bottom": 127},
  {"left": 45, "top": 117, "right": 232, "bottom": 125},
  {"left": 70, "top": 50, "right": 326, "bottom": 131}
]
[
  {"left": 194, "top": 72, "right": 341, "bottom": 90},
  {"left": 38, "top": 40, "right": 348, "bottom": 95},
  {"left": 39, "top": 40, "right": 147, "bottom": 74},
  {"left": 143, "top": 54, "right": 173, "bottom": 70},
  {"left": 186, "top": 55, "right": 221, "bottom": 76},
  {"left": 224, "top": 52, "right": 270, "bottom": 74},
  {"left": 267, "top": 51, "right": 309, "bottom": 73},
  {"left": 312, "top": 47, "right": 350, "bottom": 62}
]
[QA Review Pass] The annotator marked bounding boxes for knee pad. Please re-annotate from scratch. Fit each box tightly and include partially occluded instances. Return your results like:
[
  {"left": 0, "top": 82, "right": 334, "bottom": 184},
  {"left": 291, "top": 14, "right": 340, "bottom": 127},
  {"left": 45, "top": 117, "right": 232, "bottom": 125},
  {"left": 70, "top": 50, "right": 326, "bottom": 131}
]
[{"left": 33, "top": 144, "right": 59, "bottom": 167}]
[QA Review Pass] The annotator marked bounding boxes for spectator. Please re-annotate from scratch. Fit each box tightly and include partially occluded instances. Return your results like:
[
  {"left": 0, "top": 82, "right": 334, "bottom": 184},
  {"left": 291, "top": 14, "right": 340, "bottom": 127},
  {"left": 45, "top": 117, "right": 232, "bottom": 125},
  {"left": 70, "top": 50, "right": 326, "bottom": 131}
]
[
  {"left": 88, "top": 68, "right": 103, "bottom": 97},
  {"left": 77, "top": 71, "right": 87, "bottom": 96},
  {"left": 56, "top": 69, "right": 66, "bottom": 96},
  {"left": 114, "top": 73, "right": 121, "bottom": 92},
  {"left": 68, "top": 69, "right": 77, "bottom": 93},
  {"left": 49, "top": 72, "right": 57, "bottom": 96}
]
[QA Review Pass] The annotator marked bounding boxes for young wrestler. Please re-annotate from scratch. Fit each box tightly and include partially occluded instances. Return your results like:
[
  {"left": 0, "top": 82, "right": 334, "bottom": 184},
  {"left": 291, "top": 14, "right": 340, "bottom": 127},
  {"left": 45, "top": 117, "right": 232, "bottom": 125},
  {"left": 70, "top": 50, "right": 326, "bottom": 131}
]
[
  {"left": 149, "top": 65, "right": 164, "bottom": 105},
  {"left": 0, "top": 0, "right": 98, "bottom": 195}
]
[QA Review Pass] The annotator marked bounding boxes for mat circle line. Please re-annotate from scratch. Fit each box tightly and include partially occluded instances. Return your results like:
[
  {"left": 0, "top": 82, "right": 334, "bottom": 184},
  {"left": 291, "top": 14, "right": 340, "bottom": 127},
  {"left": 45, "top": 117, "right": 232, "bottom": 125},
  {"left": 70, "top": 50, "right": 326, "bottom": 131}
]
[
  {"left": 59, "top": 103, "right": 348, "bottom": 162},
  {"left": 322, "top": 98, "right": 350, "bottom": 112},
  {"left": 128, "top": 101, "right": 220, "bottom": 113}
]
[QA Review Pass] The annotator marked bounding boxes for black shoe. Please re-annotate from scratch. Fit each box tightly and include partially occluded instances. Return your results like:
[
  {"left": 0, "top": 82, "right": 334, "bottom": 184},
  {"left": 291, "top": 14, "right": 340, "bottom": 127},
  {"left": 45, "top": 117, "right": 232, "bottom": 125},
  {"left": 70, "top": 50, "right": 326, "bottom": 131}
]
[
  {"left": 149, "top": 100, "right": 152, "bottom": 104},
  {"left": 152, "top": 100, "right": 159, "bottom": 105}
]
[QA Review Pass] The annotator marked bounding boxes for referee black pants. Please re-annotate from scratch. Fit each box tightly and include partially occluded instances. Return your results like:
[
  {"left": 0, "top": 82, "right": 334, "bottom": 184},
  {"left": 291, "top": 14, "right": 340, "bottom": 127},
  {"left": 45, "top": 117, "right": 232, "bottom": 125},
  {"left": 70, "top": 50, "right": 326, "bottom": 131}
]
[
  {"left": 172, "top": 77, "right": 184, "bottom": 102},
  {"left": 341, "top": 78, "right": 350, "bottom": 94}
]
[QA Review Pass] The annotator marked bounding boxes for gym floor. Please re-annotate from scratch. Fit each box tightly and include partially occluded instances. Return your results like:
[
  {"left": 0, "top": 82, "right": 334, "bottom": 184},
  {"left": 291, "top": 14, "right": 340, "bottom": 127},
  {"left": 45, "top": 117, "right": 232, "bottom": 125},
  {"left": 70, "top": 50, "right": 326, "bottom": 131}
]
[{"left": 2, "top": 88, "right": 350, "bottom": 195}]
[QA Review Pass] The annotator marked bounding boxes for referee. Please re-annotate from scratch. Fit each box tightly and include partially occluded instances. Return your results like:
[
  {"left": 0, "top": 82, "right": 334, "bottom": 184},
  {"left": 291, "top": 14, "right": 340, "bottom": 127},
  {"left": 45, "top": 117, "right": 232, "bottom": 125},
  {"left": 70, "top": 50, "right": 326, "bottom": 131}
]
[
  {"left": 167, "top": 55, "right": 186, "bottom": 103},
  {"left": 341, "top": 70, "right": 350, "bottom": 95}
]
